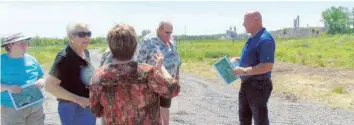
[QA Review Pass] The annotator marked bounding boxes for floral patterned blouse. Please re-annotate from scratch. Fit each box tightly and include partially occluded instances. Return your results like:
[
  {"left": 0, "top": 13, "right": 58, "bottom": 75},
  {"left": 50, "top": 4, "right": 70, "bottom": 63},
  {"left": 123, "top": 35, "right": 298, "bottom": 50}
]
[{"left": 89, "top": 61, "right": 181, "bottom": 125}]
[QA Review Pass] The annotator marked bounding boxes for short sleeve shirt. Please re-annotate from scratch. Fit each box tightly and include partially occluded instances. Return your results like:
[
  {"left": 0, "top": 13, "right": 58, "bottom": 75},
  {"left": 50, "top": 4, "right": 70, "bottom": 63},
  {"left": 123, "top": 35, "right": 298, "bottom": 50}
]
[
  {"left": 134, "top": 33, "right": 182, "bottom": 78},
  {"left": 1, "top": 53, "right": 44, "bottom": 108},
  {"left": 99, "top": 48, "right": 113, "bottom": 67},
  {"left": 48, "top": 45, "right": 95, "bottom": 99},
  {"left": 239, "top": 28, "right": 276, "bottom": 80}
]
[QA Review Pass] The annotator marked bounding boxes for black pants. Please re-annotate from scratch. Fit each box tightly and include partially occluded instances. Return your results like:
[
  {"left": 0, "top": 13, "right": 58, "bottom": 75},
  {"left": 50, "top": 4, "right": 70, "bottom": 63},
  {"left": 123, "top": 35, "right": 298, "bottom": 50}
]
[
  {"left": 160, "top": 97, "right": 172, "bottom": 108},
  {"left": 239, "top": 77, "right": 273, "bottom": 125}
]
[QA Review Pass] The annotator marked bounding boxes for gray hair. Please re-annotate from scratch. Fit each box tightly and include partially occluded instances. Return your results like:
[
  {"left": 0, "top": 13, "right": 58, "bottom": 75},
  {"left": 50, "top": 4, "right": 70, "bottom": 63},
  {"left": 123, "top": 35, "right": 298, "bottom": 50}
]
[
  {"left": 66, "top": 23, "right": 89, "bottom": 38},
  {"left": 158, "top": 20, "right": 173, "bottom": 29}
]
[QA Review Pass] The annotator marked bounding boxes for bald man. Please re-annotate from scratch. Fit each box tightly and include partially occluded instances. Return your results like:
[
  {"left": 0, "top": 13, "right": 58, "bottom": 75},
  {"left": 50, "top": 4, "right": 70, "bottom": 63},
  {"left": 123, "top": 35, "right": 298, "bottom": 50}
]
[
  {"left": 230, "top": 11, "right": 275, "bottom": 125},
  {"left": 135, "top": 21, "right": 182, "bottom": 125}
]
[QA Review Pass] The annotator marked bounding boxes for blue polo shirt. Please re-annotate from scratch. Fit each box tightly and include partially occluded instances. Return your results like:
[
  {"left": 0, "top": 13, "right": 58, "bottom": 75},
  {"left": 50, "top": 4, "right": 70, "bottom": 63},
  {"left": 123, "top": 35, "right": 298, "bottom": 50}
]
[{"left": 239, "top": 28, "right": 276, "bottom": 80}]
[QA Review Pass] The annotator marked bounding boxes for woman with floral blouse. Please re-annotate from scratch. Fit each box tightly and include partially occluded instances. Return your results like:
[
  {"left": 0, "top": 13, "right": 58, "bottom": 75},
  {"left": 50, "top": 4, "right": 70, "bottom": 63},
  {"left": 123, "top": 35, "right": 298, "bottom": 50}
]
[{"left": 88, "top": 23, "right": 181, "bottom": 125}]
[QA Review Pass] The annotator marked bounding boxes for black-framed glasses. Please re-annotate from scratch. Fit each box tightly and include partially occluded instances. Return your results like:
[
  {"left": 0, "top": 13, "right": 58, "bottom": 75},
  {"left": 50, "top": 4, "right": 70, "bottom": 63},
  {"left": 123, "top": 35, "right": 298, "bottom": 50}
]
[{"left": 73, "top": 31, "right": 92, "bottom": 38}]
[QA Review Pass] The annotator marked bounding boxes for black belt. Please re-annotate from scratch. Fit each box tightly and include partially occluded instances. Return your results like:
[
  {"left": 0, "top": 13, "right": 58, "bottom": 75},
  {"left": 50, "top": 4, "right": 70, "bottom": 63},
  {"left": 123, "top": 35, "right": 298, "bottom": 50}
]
[
  {"left": 241, "top": 75, "right": 269, "bottom": 83},
  {"left": 57, "top": 98, "right": 72, "bottom": 103}
]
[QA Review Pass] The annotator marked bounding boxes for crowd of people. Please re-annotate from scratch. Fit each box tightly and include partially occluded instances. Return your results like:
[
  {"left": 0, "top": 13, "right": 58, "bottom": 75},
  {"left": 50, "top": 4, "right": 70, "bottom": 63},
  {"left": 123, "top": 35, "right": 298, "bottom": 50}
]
[{"left": 1, "top": 11, "right": 275, "bottom": 125}]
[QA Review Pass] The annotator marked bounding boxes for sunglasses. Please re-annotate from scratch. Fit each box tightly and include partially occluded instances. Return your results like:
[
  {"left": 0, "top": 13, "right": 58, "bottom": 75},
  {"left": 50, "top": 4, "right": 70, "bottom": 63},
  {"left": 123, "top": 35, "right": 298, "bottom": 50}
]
[{"left": 73, "top": 31, "right": 92, "bottom": 38}]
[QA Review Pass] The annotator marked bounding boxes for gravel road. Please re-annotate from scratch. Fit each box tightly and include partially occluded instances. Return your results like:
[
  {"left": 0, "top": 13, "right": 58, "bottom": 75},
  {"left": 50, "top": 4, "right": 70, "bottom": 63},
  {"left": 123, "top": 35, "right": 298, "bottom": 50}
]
[{"left": 42, "top": 49, "right": 354, "bottom": 125}]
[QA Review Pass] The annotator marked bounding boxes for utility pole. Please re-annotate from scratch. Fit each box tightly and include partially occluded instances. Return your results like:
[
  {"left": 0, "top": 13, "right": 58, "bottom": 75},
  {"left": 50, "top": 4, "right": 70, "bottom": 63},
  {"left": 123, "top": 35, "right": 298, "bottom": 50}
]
[{"left": 184, "top": 26, "right": 186, "bottom": 44}]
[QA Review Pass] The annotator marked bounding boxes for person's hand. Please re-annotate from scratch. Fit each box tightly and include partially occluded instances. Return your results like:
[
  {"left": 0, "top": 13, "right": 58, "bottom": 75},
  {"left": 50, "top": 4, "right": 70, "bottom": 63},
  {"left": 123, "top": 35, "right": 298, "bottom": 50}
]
[
  {"left": 232, "top": 67, "right": 246, "bottom": 76},
  {"left": 229, "top": 57, "right": 237, "bottom": 62},
  {"left": 35, "top": 79, "right": 45, "bottom": 88},
  {"left": 74, "top": 96, "right": 90, "bottom": 108},
  {"left": 153, "top": 51, "right": 164, "bottom": 70},
  {"left": 7, "top": 85, "right": 22, "bottom": 94}
]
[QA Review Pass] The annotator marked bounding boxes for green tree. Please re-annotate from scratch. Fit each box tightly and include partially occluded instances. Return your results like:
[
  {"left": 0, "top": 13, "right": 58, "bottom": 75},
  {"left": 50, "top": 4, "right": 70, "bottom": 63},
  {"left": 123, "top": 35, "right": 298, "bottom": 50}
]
[{"left": 322, "top": 6, "right": 351, "bottom": 34}]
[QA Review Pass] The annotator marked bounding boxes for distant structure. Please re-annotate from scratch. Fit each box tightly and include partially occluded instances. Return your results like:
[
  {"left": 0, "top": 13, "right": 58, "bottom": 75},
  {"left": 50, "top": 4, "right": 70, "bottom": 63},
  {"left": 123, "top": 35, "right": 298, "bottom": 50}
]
[
  {"left": 226, "top": 26, "right": 237, "bottom": 41},
  {"left": 293, "top": 15, "right": 300, "bottom": 29},
  {"left": 269, "top": 27, "right": 325, "bottom": 38}
]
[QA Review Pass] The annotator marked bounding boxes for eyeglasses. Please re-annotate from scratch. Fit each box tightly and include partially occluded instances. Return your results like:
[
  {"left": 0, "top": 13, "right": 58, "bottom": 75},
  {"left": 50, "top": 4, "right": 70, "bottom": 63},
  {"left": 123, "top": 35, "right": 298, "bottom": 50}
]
[
  {"left": 73, "top": 31, "right": 92, "bottom": 38},
  {"left": 159, "top": 28, "right": 172, "bottom": 35},
  {"left": 165, "top": 31, "right": 172, "bottom": 35}
]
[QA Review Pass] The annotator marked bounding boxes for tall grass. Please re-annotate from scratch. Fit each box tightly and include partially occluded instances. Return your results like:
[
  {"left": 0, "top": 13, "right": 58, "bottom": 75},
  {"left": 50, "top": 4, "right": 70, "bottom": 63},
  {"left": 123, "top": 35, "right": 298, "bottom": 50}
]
[
  {"left": 27, "top": 46, "right": 65, "bottom": 69},
  {"left": 177, "top": 34, "right": 354, "bottom": 69}
]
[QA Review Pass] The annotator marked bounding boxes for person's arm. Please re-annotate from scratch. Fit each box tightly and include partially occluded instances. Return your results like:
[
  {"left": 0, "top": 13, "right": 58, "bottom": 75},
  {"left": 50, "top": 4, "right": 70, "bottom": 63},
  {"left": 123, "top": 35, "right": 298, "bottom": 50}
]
[
  {"left": 100, "top": 50, "right": 111, "bottom": 67},
  {"left": 135, "top": 39, "right": 151, "bottom": 64},
  {"left": 243, "top": 39, "right": 275, "bottom": 75},
  {"left": 44, "top": 75, "right": 82, "bottom": 102},
  {"left": 147, "top": 66, "right": 180, "bottom": 99},
  {"left": 88, "top": 72, "right": 104, "bottom": 117},
  {"left": 230, "top": 57, "right": 241, "bottom": 63},
  {"left": 89, "top": 85, "right": 103, "bottom": 117},
  {"left": 1, "top": 84, "right": 21, "bottom": 93},
  {"left": 44, "top": 55, "right": 87, "bottom": 107},
  {"left": 0, "top": 84, "right": 9, "bottom": 92}
]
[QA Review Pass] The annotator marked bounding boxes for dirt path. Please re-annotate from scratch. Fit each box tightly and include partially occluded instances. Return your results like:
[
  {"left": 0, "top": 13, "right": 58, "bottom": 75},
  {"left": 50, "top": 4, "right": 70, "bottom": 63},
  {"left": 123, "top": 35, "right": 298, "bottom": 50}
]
[
  {"left": 270, "top": 62, "right": 354, "bottom": 110},
  {"left": 170, "top": 73, "right": 354, "bottom": 125},
  {"left": 43, "top": 50, "right": 354, "bottom": 125}
]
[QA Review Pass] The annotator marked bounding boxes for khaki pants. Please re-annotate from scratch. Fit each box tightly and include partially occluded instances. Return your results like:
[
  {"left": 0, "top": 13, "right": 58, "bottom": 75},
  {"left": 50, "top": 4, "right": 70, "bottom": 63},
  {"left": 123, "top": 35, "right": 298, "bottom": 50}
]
[{"left": 1, "top": 105, "right": 45, "bottom": 125}]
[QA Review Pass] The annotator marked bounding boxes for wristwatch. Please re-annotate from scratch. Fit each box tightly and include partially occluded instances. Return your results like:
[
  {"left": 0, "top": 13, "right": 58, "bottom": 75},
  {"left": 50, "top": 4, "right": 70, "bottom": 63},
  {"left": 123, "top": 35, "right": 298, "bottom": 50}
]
[{"left": 243, "top": 68, "right": 248, "bottom": 75}]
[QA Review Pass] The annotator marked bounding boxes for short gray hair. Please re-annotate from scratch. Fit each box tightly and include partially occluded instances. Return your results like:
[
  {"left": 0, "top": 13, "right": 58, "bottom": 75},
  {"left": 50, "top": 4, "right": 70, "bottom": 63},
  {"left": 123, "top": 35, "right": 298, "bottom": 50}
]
[
  {"left": 66, "top": 23, "right": 89, "bottom": 38},
  {"left": 158, "top": 21, "right": 173, "bottom": 29}
]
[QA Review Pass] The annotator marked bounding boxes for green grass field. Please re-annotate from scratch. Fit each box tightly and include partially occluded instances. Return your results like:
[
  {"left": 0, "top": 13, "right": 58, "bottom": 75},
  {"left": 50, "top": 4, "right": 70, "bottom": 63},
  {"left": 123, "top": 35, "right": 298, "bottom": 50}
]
[
  {"left": 178, "top": 34, "right": 354, "bottom": 69},
  {"left": 2, "top": 34, "right": 353, "bottom": 70}
]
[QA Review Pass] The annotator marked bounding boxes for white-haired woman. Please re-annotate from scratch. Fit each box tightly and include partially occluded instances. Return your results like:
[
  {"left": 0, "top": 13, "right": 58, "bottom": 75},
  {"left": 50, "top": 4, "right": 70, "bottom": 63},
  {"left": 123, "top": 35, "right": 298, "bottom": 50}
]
[{"left": 44, "top": 23, "right": 96, "bottom": 125}]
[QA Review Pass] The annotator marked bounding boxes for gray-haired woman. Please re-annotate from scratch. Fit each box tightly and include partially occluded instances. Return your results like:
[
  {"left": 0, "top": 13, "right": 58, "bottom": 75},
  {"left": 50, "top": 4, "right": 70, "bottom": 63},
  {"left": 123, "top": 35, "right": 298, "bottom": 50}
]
[{"left": 44, "top": 23, "right": 96, "bottom": 125}]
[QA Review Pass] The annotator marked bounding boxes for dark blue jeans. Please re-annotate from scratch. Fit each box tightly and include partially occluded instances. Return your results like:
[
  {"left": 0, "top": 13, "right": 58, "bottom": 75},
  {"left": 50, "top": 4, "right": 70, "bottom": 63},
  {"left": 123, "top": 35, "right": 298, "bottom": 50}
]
[{"left": 238, "top": 77, "right": 273, "bottom": 125}]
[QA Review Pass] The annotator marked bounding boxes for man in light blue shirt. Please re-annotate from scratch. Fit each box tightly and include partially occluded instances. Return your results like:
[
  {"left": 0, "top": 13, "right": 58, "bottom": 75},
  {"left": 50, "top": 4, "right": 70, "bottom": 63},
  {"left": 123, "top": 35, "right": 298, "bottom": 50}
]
[
  {"left": 1, "top": 33, "right": 45, "bottom": 125},
  {"left": 135, "top": 21, "right": 182, "bottom": 125}
]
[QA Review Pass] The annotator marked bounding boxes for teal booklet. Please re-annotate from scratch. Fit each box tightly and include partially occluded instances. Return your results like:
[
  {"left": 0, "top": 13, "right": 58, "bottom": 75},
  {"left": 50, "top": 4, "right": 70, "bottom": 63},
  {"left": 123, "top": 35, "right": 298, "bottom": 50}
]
[{"left": 213, "top": 56, "right": 240, "bottom": 85}]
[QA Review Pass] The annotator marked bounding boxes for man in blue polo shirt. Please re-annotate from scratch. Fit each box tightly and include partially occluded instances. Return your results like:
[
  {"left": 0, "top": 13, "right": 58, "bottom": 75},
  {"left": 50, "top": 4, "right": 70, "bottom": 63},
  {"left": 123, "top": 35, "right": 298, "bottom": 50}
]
[{"left": 231, "top": 11, "right": 276, "bottom": 125}]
